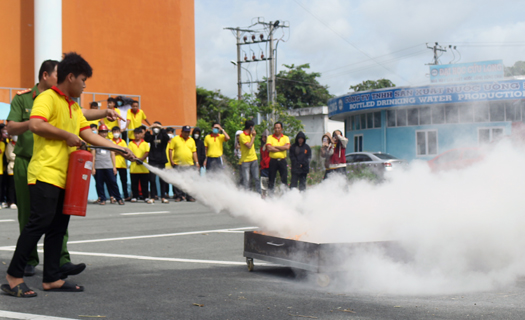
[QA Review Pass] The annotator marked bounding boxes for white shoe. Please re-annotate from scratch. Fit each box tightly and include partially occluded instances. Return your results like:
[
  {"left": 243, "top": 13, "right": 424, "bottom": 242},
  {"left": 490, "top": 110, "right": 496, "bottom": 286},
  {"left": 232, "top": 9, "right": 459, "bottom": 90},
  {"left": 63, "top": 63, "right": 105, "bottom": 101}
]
[
  {"left": 1, "top": 202, "right": 8, "bottom": 208},
  {"left": 10, "top": 204, "right": 17, "bottom": 209},
  {"left": 145, "top": 198, "right": 154, "bottom": 204},
  {"left": 161, "top": 198, "right": 169, "bottom": 204},
  {"left": 131, "top": 198, "right": 137, "bottom": 203}
]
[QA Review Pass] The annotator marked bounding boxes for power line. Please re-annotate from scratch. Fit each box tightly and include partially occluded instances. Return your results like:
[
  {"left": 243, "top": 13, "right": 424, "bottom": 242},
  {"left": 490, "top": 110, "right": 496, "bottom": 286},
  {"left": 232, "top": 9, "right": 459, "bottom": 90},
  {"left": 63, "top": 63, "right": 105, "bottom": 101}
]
[
  {"left": 320, "top": 43, "right": 426, "bottom": 74},
  {"left": 292, "top": 0, "right": 413, "bottom": 85}
]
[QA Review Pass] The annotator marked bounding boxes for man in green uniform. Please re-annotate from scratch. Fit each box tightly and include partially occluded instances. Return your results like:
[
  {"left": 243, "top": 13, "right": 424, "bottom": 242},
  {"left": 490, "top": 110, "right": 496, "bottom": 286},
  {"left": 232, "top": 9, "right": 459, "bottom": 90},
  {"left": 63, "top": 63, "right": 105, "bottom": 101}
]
[{"left": 7, "top": 60, "right": 123, "bottom": 278}]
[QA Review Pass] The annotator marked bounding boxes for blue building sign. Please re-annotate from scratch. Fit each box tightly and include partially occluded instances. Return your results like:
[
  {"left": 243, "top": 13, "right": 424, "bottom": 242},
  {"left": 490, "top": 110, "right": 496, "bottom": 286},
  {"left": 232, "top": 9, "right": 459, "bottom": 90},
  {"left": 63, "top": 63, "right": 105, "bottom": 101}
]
[
  {"left": 328, "top": 79, "right": 525, "bottom": 119},
  {"left": 429, "top": 60, "right": 504, "bottom": 84}
]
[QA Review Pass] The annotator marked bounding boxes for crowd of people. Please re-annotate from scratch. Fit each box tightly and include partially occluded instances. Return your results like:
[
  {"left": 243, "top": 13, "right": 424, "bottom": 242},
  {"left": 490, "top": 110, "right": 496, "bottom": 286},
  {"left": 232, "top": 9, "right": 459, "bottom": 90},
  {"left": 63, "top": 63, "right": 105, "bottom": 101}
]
[{"left": 1, "top": 53, "right": 349, "bottom": 298}]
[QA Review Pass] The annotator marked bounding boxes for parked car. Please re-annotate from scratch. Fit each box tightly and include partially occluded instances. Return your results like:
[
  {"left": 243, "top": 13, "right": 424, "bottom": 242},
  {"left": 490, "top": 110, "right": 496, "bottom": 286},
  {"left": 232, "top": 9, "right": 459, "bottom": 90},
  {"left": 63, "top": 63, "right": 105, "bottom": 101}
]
[
  {"left": 427, "top": 147, "right": 484, "bottom": 172},
  {"left": 345, "top": 152, "right": 407, "bottom": 177}
]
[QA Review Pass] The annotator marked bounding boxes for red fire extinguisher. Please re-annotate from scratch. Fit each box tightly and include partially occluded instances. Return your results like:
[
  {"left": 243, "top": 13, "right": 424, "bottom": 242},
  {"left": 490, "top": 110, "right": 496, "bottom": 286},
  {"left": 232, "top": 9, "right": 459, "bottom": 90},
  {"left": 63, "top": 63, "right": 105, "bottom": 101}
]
[{"left": 63, "top": 149, "right": 93, "bottom": 217}]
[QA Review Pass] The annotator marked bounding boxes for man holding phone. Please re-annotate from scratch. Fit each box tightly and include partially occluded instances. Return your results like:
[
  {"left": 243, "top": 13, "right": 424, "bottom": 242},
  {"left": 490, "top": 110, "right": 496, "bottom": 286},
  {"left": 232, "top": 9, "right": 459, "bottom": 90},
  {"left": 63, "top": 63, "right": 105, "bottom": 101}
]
[{"left": 238, "top": 120, "right": 259, "bottom": 191}]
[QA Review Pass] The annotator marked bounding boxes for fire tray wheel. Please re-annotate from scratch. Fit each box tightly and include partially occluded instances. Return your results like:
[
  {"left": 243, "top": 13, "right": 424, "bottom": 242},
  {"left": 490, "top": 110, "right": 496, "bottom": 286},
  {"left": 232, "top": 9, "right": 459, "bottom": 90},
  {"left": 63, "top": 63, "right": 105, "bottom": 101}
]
[
  {"left": 316, "top": 273, "right": 331, "bottom": 287},
  {"left": 246, "top": 258, "right": 254, "bottom": 272}
]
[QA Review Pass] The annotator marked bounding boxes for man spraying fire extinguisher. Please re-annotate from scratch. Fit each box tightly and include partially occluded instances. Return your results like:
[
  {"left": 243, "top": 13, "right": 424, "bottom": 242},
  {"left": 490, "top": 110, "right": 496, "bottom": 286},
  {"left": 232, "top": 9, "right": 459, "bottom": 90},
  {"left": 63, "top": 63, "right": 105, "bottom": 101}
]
[{"left": 1, "top": 53, "right": 135, "bottom": 298}]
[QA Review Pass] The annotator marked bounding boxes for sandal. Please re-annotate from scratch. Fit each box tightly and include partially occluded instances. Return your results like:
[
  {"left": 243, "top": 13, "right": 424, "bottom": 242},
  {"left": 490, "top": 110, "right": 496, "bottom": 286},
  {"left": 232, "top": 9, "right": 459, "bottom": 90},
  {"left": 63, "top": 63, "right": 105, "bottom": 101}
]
[
  {"left": 118, "top": 200, "right": 125, "bottom": 205},
  {"left": 100, "top": 201, "right": 106, "bottom": 205},
  {"left": 43, "top": 281, "right": 84, "bottom": 292},
  {"left": 1, "top": 283, "right": 37, "bottom": 298}
]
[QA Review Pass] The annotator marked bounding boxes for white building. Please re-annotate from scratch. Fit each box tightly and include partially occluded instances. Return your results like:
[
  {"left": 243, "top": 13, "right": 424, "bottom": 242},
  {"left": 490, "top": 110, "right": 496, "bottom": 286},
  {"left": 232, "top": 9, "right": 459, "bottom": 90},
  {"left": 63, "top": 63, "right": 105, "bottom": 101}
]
[{"left": 289, "top": 106, "right": 344, "bottom": 146}]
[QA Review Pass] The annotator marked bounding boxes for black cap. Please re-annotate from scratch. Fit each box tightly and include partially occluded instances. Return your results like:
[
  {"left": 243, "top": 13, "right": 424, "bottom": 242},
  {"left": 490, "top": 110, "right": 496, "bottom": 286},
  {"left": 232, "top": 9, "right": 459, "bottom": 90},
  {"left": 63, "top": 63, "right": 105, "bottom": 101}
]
[{"left": 182, "top": 125, "right": 191, "bottom": 132}]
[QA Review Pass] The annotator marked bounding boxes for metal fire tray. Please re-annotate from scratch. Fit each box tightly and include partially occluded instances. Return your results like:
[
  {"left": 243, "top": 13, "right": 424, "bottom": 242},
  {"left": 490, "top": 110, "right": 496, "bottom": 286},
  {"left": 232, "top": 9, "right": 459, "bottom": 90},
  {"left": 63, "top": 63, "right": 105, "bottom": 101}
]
[{"left": 243, "top": 231, "right": 401, "bottom": 273}]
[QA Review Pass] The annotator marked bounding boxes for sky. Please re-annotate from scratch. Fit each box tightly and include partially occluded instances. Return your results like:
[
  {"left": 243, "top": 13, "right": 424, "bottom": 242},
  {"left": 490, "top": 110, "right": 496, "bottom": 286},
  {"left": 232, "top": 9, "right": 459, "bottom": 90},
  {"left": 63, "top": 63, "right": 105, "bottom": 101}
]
[{"left": 195, "top": 0, "right": 525, "bottom": 100}]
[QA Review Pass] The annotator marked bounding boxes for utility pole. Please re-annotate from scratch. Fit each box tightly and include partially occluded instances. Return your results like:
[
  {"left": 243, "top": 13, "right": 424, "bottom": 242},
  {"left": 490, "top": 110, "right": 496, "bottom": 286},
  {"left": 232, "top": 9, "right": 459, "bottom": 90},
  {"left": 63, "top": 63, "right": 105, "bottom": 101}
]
[
  {"left": 225, "top": 19, "right": 288, "bottom": 104},
  {"left": 426, "top": 42, "right": 447, "bottom": 65},
  {"left": 236, "top": 29, "right": 242, "bottom": 101}
]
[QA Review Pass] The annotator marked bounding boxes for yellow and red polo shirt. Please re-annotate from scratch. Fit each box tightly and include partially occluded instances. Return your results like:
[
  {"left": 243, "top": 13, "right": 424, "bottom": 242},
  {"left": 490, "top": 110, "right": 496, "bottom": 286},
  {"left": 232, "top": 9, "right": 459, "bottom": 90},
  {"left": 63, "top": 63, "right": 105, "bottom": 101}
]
[
  {"left": 267, "top": 134, "right": 290, "bottom": 159},
  {"left": 28, "top": 86, "right": 90, "bottom": 188},
  {"left": 105, "top": 108, "right": 121, "bottom": 139},
  {"left": 127, "top": 109, "right": 147, "bottom": 140},
  {"left": 169, "top": 135, "right": 196, "bottom": 166},
  {"left": 238, "top": 130, "right": 257, "bottom": 164},
  {"left": 0, "top": 141, "right": 6, "bottom": 175},
  {"left": 129, "top": 139, "right": 150, "bottom": 174},
  {"left": 204, "top": 133, "right": 225, "bottom": 157},
  {"left": 112, "top": 138, "right": 128, "bottom": 169}
]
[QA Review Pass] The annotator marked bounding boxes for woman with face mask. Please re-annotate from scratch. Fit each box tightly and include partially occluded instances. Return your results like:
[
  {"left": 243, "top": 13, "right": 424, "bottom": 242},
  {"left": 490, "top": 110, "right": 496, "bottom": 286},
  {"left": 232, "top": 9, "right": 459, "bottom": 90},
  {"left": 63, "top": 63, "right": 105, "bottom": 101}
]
[
  {"left": 191, "top": 127, "right": 206, "bottom": 172},
  {"left": 144, "top": 122, "right": 171, "bottom": 203}
]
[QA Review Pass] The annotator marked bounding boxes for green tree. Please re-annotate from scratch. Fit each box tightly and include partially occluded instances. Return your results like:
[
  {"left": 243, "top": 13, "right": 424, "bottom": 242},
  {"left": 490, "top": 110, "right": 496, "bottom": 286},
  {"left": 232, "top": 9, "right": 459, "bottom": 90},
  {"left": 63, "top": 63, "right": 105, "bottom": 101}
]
[
  {"left": 349, "top": 79, "right": 396, "bottom": 92},
  {"left": 196, "top": 87, "right": 231, "bottom": 124},
  {"left": 504, "top": 61, "right": 525, "bottom": 76},
  {"left": 256, "top": 63, "right": 333, "bottom": 109}
]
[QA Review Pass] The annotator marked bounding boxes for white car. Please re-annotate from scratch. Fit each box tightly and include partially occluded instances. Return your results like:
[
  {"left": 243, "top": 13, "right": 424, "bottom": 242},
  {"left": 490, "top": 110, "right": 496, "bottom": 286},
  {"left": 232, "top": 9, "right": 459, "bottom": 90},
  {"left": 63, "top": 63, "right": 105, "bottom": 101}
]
[{"left": 345, "top": 152, "right": 407, "bottom": 177}]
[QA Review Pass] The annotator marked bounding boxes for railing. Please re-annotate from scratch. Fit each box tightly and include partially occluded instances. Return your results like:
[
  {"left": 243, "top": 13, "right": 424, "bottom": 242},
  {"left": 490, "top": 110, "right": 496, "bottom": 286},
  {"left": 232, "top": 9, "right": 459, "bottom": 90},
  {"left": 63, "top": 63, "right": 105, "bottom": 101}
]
[{"left": 0, "top": 87, "right": 26, "bottom": 103}]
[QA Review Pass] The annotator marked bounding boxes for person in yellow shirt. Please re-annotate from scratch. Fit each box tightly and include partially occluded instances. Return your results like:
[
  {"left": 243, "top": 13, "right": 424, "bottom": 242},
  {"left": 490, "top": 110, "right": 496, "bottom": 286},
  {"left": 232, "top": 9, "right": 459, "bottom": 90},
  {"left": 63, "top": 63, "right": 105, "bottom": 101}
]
[
  {"left": 2, "top": 52, "right": 134, "bottom": 298},
  {"left": 203, "top": 122, "right": 230, "bottom": 171},
  {"left": 102, "top": 97, "right": 121, "bottom": 140},
  {"left": 86, "top": 101, "right": 101, "bottom": 129},
  {"left": 0, "top": 136, "right": 6, "bottom": 208},
  {"left": 168, "top": 125, "right": 198, "bottom": 202},
  {"left": 126, "top": 101, "right": 151, "bottom": 140},
  {"left": 238, "top": 120, "right": 260, "bottom": 192},
  {"left": 266, "top": 121, "right": 291, "bottom": 192},
  {"left": 129, "top": 127, "right": 151, "bottom": 203},
  {"left": 111, "top": 126, "right": 130, "bottom": 201}
]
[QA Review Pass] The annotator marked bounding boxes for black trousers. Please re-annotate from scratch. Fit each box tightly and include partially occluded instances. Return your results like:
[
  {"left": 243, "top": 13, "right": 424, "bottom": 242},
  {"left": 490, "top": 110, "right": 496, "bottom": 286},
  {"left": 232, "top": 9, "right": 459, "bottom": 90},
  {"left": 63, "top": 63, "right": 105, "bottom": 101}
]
[
  {"left": 148, "top": 162, "right": 168, "bottom": 199},
  {"left": 8, "top": 181, "right": 70, "bottom": 282},
  {"left": 206, "top": 157, "right": 223, "bottom": 171},
  {"left": 95, "top": 169, "right": 122, "bottom": 201},
  {"left": 131, "top": 173, "right": 149, "bottom": 199},
  {"left": 268, "top": 158, "right": 288, "bottom": 190},
  {"left": 290, "top": 173, "right": 307, "bottom": 191},
  {"left": 117, "top": 168, "right": 129, "bottom": 198}
]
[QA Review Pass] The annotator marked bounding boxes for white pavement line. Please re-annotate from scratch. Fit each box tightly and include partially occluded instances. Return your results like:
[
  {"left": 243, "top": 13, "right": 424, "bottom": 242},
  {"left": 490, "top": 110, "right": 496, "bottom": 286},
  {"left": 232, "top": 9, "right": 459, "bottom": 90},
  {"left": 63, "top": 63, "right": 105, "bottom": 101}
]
[
  {"left": 0, "top": 219, "right": 14, "bottom": 223},
  {"left": 55, "top": 226, "right": 258, "bottom": 246},
  {"left": 67, "top": 251, "right": 249, "bottom": 265},
  {"left": 0, "top": 227, "right": 258, "bottom": 250},
  {"left": 120, "top": 211, "right": 170, "bottom": 216},
  {"left": 0, "top": 310, "right": 78, "bottom": 320}
]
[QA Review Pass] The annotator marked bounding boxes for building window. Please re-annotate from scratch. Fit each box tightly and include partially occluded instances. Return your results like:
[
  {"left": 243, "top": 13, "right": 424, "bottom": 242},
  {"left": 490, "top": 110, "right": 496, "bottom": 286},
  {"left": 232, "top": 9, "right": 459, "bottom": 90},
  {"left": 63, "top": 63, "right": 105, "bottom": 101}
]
[
  {"left": 431, "top": 105, "right": 445, "bottom": 124},
  {"left": 459, "top": 104, "right": 474, "bottom": 123},
  {"left": 478, "top": 127, "right": 504, "bottom": 144},
  {"left": 407, "top": 108, "right": 419, "bottom": 126},
  {"left": 350, "top": 116, "right": 355, "bottom": 130},
  {"left": 366, "top": 113, "right": 373, "bottom": 129},
  {"left": 416, "top": 130, "right": 438, "bottom": 156},
  {"left": 355, "top": 115, "right": 361, "bottom": 130},
  {"left": 505, "top": 103, "right": 520, "bottom": 121},
  {"left": 445, "top": 104, "right": 459, "bottom": 123},
  {"left": 396, "top": 109, "right": 407, "bottom": 126},
  {"left": 387, "top": 110, "right": 396, "bottom": 127},
  {"left": 354, "top": 134, "right": 363, "bottom": 152},
  {"left": 474, "top": 102, "right": 490, "bottom": 122},
  {"left": 420, "top": 107, "right": 431, "bottom": 125},
  {"left": 360, "top": 114, "right": 367, "bottom": 129},
  {"left": 489, "top": 102, "right": 505, "bottom": 122},
  {"left": 373, "top": 112, "right": 381, "bottom": 128}
]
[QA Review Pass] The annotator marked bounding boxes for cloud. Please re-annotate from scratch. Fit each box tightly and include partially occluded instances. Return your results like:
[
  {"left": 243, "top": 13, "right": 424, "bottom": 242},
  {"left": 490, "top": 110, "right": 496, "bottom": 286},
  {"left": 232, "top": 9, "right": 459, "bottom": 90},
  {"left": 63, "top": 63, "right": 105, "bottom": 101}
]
[{"left": 196, "top": 0, "right": 525, "bottom": 98}]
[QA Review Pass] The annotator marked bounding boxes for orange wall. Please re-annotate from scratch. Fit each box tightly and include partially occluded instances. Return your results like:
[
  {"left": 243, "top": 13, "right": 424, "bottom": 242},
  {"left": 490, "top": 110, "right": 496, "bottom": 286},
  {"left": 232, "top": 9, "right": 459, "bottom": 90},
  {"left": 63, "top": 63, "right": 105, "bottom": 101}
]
[
  {"left": 0, "top": 1, "right": 196, "bottom": 128},
  {"left": 0, "top": 0, "right": 34, "bottom": 89}
]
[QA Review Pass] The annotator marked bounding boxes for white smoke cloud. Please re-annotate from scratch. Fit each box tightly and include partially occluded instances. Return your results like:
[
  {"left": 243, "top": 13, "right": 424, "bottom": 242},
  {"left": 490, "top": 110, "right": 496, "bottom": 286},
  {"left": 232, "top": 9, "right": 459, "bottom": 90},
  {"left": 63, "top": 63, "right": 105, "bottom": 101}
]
[{"left": 146, "top": 141, "right": 525, "bottom": 294}]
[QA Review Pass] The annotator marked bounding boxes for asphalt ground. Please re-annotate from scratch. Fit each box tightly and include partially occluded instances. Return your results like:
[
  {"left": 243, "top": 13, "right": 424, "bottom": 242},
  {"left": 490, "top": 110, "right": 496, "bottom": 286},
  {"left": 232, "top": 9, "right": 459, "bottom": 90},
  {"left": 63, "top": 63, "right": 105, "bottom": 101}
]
[{"left": 0, "top": 201, "right": 525, "bottom": 320}]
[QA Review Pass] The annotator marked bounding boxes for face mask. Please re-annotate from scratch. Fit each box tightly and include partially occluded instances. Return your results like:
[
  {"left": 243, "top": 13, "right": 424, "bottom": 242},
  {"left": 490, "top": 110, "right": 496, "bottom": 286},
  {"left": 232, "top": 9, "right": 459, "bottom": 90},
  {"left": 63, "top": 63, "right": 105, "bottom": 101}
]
[
  {"left": 93, "top": 130, "right": 98, "bottom": 134},
  {"left": 117, "top": 101, "right": 122, "bottom": 106},
  {"left": 323, "top": 137, "right": 329, "bottom": 144},
  {"left": 212, "top": 128, "right": 219, "bottom": 134},
  {"left": 113, "top": 133, "right": 120, "bottom": 139},
  {"left": 194, "top": 134, "right": 200, "bottom": 139},
  {"left": 153, "top": 128, "right": 160, "bottom": 134},
  {"left": 12, "top": 136, "right": 18, "bottom": 142},
  {"left": 168, "top": 134, "right": 174, "bottom": 139}
]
